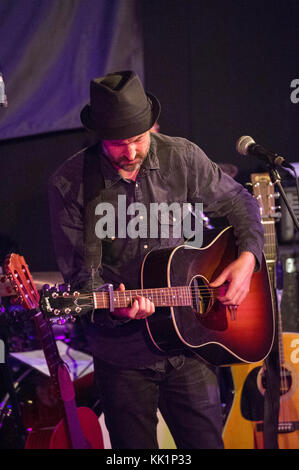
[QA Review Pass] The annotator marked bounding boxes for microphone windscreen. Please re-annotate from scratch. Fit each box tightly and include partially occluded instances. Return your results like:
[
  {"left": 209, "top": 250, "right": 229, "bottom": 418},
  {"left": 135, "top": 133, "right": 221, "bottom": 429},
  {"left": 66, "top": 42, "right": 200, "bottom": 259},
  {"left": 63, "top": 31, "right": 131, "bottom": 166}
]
[{"left": 236, "top": 135, "right": 255, "bottom": 155}]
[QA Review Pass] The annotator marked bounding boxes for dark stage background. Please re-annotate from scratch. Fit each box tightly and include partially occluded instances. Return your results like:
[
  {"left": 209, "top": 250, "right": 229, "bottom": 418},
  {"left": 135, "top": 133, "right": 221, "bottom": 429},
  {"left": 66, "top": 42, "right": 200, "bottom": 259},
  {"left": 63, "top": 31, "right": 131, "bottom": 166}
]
[{"left": 0, "top": 0, "right": 298, "bottom": 325}]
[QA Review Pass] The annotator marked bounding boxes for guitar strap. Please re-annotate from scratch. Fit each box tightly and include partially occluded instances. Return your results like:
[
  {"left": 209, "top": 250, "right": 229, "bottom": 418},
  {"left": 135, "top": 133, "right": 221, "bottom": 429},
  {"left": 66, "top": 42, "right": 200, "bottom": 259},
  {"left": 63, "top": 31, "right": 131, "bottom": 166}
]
[{"left": 83, "top": 143, "right": 105, "bottom": 288}]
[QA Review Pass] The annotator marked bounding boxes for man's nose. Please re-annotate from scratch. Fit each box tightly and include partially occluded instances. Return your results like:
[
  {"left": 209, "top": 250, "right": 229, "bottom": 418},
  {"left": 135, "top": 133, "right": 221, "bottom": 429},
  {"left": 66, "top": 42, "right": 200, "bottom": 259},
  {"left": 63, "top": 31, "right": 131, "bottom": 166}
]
[{"left": 123, "top": 144, "right": 136, "bottom": 160}]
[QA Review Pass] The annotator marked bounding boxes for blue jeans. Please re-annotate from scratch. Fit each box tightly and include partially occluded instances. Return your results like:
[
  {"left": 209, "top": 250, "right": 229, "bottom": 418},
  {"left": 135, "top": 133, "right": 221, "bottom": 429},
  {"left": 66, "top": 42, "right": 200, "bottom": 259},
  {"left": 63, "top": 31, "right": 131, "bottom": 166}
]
[{"left": 93, "top": 354, "right": 224, "bottom": 449}]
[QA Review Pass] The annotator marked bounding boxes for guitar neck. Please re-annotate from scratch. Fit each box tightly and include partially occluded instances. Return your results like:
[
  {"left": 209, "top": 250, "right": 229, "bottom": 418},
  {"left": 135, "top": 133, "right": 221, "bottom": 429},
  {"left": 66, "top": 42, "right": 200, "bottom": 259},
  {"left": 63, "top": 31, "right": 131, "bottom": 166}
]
[
  {"left": 93, "top": 286, "right": 194, "bottom": 309},
  {"left": 251, "top": 173, "right": 286, "bottom": 366}
]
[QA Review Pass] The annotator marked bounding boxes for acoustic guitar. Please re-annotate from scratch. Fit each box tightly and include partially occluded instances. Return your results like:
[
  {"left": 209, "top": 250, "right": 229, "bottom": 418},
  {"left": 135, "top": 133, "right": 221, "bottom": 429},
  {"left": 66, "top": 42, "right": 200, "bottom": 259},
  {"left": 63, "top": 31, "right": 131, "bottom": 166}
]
[
  {"left": 40, "top": 226, "right": 274, "bottom": 366},
  {"left": 223, "top": 173, "right": 299, "bottom": 449},
  {"left": 4, "top": 253, "right": 104, "bottom": 449}
]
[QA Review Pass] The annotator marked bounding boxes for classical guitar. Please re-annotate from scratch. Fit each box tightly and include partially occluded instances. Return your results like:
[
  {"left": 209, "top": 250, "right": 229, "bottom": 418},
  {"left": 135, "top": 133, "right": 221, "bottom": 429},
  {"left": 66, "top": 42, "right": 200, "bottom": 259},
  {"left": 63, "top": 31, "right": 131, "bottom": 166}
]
[
  {"left": 40, "top": 226, "right": 274, "bottom": 366},
  {"left": 4, "top": 253, "right": 104, "bottom": 449},
  {"left": 223, "top": 173, "right": 299, "bottom": 449}
]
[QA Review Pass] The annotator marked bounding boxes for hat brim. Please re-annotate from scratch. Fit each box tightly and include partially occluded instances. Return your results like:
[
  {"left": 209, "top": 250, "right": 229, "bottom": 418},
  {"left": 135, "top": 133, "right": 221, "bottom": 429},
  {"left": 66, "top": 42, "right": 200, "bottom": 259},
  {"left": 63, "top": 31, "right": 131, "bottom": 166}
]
[{"left": 80, "top": 92, "right": 161, "bottom": 140}]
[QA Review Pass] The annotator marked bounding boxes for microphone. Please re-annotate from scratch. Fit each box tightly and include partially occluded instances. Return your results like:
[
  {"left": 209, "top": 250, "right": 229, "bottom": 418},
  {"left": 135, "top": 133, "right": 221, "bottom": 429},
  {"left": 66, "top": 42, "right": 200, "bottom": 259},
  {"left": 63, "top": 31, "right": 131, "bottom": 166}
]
[
  {"left": 236, "top": 135, "right": 292, "bottom": 169},
  {"left": 0, "top": 73, "right": 8, "bottom": 107}
]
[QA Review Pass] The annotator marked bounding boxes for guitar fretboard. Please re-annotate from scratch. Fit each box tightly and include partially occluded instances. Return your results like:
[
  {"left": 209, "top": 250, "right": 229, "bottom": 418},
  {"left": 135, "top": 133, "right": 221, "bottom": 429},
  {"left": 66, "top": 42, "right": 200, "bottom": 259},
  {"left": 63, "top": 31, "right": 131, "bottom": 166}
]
[
  {"left": 93, "top": 286, "right": 195, "bottom": 309},
  {"left": 252, "top": 173, "right": 285, "bottom": 367}
]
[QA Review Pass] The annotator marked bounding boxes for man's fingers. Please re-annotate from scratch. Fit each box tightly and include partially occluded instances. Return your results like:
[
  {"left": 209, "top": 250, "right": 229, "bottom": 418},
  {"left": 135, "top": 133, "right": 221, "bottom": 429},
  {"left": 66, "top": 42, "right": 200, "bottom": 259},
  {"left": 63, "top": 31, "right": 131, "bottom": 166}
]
[
  {"left": 134, "top": 295, "right": 155, "bottom": 318},
  {"left": 209, "top": 271, "right": 228, "bottom": 288},
  {"left": 114, "top": 285, "right": 155, "bottom": 320}
]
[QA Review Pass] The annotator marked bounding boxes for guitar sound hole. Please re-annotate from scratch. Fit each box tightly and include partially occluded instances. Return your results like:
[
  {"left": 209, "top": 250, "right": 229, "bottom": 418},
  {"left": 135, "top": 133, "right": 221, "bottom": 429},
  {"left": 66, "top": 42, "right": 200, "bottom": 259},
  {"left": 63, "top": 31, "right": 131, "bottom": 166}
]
[
  {"left": 259, "top": 366, "right": 293, "bottom": 396},
  {"left": 189, "top": 275, "right": 213, "bottom": 317}
]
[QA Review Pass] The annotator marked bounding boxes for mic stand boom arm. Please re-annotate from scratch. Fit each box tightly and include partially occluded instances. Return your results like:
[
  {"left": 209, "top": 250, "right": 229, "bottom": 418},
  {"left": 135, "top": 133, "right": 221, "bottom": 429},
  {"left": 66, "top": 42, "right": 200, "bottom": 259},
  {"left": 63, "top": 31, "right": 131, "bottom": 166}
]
[{"left": 269, "top": 167, "right": 299, "bottom": 232}]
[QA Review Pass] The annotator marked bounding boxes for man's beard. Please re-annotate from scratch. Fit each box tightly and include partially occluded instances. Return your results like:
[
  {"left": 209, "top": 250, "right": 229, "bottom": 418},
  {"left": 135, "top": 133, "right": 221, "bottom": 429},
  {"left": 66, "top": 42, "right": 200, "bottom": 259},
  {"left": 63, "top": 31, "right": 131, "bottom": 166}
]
[{"left": 118, "top": 156, "right": 145, "bottom": 171}]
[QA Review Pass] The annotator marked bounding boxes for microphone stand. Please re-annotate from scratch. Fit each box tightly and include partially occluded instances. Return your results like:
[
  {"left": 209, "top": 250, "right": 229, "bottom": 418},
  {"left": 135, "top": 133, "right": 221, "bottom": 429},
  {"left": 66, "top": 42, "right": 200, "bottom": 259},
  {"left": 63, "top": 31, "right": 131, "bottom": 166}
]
[{"left": 268, "top": 166, "right": 299, "bottom": 232}]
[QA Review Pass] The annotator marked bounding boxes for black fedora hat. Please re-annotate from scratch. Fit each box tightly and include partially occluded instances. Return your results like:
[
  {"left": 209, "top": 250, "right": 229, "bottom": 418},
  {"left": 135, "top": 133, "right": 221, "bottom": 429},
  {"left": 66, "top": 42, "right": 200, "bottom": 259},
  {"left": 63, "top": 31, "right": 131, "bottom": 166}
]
[{"left": 80, "top": 71, "right": 161, "bottom": 140}]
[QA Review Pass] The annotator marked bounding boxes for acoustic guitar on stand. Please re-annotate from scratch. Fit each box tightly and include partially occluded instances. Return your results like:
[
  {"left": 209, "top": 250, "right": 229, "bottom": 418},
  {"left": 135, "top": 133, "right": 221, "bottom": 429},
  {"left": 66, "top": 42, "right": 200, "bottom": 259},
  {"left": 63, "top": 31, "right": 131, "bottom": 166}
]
[
  {"left": 223, "top": 173, "right": 299, "bottom": 449},
  {"left": 4, "top": 253, "right": 104, "bottom": 449}
]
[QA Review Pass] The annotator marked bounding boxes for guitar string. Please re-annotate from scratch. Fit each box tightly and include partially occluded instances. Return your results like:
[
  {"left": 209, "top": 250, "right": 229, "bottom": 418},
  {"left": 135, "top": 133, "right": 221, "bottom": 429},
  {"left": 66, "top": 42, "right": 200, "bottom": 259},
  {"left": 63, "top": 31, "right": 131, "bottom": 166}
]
[
  {"left": 71, "top": 287, "right": 224, "bottom": 305},
  {"left": 265, "top": 224, "right": 287, "bottom": 424},
  {"left": 62, "top": 287, "right": 248, "bottom": 310}
]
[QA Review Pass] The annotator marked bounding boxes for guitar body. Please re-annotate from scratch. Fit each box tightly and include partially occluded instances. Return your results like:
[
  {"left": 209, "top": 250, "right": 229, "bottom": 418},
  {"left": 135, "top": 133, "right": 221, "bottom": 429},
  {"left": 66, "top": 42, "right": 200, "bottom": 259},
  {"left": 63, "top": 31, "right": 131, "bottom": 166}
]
[
  {"left": 143, "top": 227, "right": 274, "bottom": 365},
  {"left": 49, "top": 407, "right": 104, "bottom": 449},
  {"left": 223, "top": 332, "right": 299, "bottom": 449}
]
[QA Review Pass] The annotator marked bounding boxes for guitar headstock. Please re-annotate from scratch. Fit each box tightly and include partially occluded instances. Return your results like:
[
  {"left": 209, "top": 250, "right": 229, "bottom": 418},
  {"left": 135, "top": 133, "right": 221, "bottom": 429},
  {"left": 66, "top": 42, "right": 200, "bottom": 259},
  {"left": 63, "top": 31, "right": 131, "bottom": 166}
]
[
  {"left": 250, "top": 172, "right": 280, "bottom": 220},
  {"left": 250, "top": 172, "right": 280, "bottom": 266},
  {"left": 40, "top": 286, "right": 93, "bottom": 323},
  {"left": 4, "top": 253, "right": 40, "bottom": 310}
]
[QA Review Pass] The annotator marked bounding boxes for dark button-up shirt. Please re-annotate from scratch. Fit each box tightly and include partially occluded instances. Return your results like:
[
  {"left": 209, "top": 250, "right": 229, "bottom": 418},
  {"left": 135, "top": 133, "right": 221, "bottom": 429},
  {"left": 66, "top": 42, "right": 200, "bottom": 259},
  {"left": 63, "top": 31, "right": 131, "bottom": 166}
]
[{"left": 48, "top": 132, "right": 264, "bottom": 368}]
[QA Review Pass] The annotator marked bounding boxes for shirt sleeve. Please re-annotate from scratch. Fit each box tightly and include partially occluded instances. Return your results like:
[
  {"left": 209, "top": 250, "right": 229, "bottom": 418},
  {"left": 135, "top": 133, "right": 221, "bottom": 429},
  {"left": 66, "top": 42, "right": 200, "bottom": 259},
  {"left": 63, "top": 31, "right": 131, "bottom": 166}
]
[{"left": 185, "top": 141, "right": 264, "bottom": 269}]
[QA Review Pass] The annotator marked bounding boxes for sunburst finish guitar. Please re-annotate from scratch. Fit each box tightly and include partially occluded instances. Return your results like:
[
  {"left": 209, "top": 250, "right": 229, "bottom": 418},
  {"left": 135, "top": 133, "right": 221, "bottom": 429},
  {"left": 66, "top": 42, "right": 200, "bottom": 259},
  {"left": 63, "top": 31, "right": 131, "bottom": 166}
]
[
  {"left": 40, "top": 226, "right": 274, "bottom": 366},
  {"left": 223, "top": 173, "right": 299, "bottom": 449}
]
